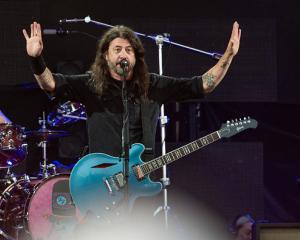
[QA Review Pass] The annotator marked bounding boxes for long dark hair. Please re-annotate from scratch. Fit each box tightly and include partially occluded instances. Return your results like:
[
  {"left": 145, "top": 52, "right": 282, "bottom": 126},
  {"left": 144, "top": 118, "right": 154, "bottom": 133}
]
[{"left": 89, "top": 25, "right": 149, "bottom": 100}]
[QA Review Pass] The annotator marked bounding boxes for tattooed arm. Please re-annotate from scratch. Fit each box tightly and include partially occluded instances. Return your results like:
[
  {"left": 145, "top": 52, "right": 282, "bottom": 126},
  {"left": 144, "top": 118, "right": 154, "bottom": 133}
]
[
  {"left": 33, "top": 67, "right": 55, "bottom": 91},
  {"left": 202, "top": 21, "right": 241, "bottom": 94}
]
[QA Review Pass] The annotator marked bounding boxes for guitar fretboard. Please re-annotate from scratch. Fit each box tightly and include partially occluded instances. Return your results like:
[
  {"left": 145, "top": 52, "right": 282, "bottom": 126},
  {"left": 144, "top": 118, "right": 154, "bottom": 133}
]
[{"left": 140, "top": 131, "right": 220, "bottom": 176}]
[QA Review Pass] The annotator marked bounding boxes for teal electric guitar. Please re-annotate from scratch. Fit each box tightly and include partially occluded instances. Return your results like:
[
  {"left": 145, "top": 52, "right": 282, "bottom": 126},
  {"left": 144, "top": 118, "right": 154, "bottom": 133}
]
[{"left": 69, "top": 117, "right": 257, "bottom": 220}]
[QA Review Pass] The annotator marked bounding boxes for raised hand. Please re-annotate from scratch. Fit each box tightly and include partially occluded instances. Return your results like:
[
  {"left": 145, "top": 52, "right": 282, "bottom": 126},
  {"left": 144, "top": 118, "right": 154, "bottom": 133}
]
[
  {"left": 226, "top": 21, "right": 241, "bottom": 57},
  {"left": 22, "top": 22, "right": 43, "bottom": 57}
]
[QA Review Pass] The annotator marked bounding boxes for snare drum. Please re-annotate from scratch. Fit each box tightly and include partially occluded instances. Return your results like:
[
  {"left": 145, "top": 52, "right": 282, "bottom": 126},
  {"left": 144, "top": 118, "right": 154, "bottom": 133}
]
[{"left": 0, "top": 123, "right": 27, "bottom": 168}]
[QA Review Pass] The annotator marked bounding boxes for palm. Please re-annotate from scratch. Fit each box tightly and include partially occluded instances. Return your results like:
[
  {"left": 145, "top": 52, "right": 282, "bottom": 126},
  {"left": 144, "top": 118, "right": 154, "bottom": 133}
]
[{"left": 26, "top": 36, "right": 43, "bottom": 57}]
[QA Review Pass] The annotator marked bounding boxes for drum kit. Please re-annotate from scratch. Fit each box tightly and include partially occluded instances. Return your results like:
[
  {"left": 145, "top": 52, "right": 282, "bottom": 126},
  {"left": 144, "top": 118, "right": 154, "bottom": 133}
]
[{"left": 0, "top": 102, "right": 86, "bottom": 240}]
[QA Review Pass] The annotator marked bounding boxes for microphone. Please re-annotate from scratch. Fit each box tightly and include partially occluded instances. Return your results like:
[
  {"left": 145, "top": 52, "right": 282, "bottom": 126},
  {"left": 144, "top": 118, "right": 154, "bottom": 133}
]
[
  {"left": 43, "top": 28, "right": 74, "bottom": 36},
  {"left": 119, "top": 59, "right": 129, "bottom": 69},
  {"left": 59, "top": 16, "right": 91, "bottom": 24}
]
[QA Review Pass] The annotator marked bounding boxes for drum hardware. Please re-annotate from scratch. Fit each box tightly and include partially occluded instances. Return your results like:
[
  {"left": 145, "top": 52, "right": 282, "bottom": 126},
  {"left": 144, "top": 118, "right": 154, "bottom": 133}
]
[
  {"left": 0, "top": 123, "right": 27, "bottom": 169},
  {"left": 47, "top": 101, "right": 87, "bottom": 127},
  {"left": 1, "top": 168, "right": 17, "bottom": 184},
  {"left": 0, "top": 227, "right": 15, "bottom": 240},
  {"left": 25, "top": 112, "right": 69, "bottom": 179},
  {"left": 0, "top": 175, "right": 32, "bottom": 240},
  {"left": 0, "top": 114, "right": 76, "bottom": 239}
]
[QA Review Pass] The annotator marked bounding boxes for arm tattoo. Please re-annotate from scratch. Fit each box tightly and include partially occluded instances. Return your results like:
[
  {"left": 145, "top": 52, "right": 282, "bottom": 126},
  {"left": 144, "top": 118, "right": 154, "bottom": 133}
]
[
  {"left": 202, "top": 73, "right": 216, "bottom": 89},
  {"left": 221, "top": 60, "right": 230, "bottom": 69}
]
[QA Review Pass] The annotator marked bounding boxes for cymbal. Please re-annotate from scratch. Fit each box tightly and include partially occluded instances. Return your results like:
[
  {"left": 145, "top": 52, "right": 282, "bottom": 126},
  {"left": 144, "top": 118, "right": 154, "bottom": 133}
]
[{"left": 25, "top": 128, "right": 70, "bottom": 140}]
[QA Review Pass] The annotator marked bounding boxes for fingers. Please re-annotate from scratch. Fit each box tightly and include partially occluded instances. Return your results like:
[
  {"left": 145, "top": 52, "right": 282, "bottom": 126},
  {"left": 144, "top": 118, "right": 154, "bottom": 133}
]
[
  {"left": 30, "top": 23, "right": 33, "bottom": 38},
  {"left": 24, "top": 21, "right": 41, "bottom": 40},
  {"left": 235, "top": 22, "right": 241, "bottom": 41},
  {"left": 230, "top": 21, "right": 241, "bottom": 41},
  {"left": 22, "top": 29, "right": 29, "bottom": 40},
  {"left": 29, "top": 22, "right": 42, "bottom": 38},
  {"left": 37, "top": 23, "right": 42, "bottom": 39}
]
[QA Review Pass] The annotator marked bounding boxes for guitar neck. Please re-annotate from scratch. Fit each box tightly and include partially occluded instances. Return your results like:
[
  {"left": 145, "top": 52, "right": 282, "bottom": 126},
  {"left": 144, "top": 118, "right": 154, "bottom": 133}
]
[{"left": 140, "top": 130, "right": 221, "bottom": 176}]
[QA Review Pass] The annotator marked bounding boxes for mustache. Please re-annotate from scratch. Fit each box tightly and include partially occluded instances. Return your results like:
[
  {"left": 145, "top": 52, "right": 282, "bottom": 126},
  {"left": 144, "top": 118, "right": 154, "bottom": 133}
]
[{"left": 116, "top": 59, "right": 130, "bottom": 67}]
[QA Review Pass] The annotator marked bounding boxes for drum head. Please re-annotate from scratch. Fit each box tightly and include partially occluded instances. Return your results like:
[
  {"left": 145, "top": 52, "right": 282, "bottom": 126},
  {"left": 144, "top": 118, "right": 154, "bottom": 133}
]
[{"left": 26, "top": 174, "right": 82, "bottom": 240}]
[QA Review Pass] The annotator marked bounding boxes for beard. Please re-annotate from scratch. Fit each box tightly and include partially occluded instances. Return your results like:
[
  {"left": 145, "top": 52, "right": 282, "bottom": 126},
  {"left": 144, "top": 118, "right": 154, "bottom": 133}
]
[{"left": 107, "top": 59, "right": 132, "bottom": 77}]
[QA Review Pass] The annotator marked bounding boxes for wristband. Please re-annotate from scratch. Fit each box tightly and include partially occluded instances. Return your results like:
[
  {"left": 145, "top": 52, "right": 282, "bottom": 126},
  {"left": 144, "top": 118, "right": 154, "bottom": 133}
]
[{"left": 29, "top": 55, "right": 46, "bottom": 75}]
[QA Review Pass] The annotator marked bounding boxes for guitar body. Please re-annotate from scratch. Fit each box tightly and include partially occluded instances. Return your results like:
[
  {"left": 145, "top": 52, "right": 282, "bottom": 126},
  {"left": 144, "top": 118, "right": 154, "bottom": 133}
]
[{"left": 69, "top": 143, "right": 162, "bottom": 219}]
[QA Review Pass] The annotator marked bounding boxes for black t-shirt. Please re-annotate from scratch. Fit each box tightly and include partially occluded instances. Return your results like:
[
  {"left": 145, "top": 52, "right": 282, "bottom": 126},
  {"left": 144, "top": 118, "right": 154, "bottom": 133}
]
[{"left": 51, "top": 72, "right": 204, "bottom": 159}]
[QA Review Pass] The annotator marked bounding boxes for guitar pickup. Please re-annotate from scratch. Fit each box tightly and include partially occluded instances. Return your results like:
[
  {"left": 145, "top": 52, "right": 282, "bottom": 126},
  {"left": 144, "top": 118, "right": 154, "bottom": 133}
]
[
  {"left": 114, "top": 173, "right": 126, "bottom": 189},
  {"left": 133, "top": 165, "right": 145, "bottom": 180},
  {"left": 104, "top": 173, "right": 126, "bottom": 194}
]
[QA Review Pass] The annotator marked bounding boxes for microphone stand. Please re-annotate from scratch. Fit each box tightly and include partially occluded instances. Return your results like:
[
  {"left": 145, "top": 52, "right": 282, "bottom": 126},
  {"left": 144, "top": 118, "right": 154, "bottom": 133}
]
[
  {"left": 120, "top": 66, "right": 130, "bottom": 214},
  {"left": 59, "top": 16, "right": 224, "bottom": 228},
  {"left": 59, "top": 16, "right": 223, "bottom": 60},
  {"left": 152, "top": 35, "right": 171, "bottom": 230}
]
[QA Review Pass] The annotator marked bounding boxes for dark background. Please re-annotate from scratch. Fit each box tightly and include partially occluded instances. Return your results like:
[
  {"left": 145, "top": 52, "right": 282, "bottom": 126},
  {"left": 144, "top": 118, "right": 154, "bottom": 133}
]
[{"left": 0, "top": 0, "right": 300, "bottom": 228}]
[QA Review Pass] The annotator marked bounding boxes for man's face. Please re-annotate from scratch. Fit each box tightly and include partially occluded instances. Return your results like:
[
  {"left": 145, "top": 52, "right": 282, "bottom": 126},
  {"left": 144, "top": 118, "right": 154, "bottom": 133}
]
[{"left": 105, "top": 37, "right": 136, "bottom": 80}]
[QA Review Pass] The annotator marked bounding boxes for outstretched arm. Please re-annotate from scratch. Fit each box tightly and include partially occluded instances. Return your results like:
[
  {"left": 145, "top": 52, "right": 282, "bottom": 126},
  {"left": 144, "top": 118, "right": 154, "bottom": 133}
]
[
  {"left": 202, "top": 21, "right": 241, "bottom": 94},
  {"left": 23, "top": 22, "right": 55, "bottom": 92}
]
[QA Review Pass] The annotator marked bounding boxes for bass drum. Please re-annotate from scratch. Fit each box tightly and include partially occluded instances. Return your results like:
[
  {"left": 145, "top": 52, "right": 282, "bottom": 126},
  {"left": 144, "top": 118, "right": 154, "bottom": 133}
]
[
  {"left": 0, "top": 174, "right": 82, "bottom": 240},
  {"left": 26, "top": 174, "right": 82, "bottom": 240}
]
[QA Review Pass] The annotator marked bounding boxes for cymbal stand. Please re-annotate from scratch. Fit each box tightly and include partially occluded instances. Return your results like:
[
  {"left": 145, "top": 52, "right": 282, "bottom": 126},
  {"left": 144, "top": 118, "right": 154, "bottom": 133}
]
[{"left": 37, "top": 112, "right": 56, "bottom": 178}]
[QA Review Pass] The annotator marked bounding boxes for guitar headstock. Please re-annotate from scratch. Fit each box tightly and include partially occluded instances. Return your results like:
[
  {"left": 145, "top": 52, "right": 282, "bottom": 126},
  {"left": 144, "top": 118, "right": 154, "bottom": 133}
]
[{"left": 219, "top": 117, "right": 258, "bottom": 138}]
